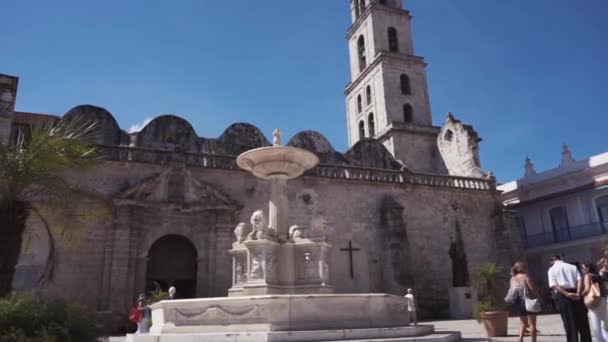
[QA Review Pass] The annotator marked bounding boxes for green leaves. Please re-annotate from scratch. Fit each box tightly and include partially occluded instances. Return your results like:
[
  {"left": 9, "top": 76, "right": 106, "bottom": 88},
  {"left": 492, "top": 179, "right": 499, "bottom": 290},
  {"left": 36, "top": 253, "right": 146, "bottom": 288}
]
[
  {"left": 0, "top": 292, "right": 99, "bottom": 342},
  {"left": 0, "top": 118, "right": 98, "bottom": 205},
  {"left": 473, "top": 262, "right": 508, "bottom": 314}
]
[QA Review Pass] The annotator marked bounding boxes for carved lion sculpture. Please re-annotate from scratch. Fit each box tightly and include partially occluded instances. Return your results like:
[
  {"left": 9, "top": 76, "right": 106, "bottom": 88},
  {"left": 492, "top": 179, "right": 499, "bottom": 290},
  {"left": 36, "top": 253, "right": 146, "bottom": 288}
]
[
  {"left": 246, "top": 210, "right": 272, "bottom": 240},
  {"left": 234, "top": 222, "right": 251, "bottom": 243},
  {"left": 289, "top": 225, "right": 305, "bottom": 240}
]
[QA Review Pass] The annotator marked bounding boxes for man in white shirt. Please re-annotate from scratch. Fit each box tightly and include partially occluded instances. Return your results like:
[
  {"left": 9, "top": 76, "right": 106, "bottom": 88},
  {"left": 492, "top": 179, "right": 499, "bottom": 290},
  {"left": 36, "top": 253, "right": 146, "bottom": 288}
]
[
  {"left": 548, "top": 255, "right": 591, "bottom": 342},
  {"left": 404, "top": 288, "right": 417, "bottom": 326}
]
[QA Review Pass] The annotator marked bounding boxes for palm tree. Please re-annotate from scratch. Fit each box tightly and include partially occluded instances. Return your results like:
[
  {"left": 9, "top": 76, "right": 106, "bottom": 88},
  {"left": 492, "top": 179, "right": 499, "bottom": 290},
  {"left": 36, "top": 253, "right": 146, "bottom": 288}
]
[
  {"left": 0, "top": 119, "right": 97, "bottom": 296},
  {"left": 475, "top": 263, "right": 503, "bottom": 307}
]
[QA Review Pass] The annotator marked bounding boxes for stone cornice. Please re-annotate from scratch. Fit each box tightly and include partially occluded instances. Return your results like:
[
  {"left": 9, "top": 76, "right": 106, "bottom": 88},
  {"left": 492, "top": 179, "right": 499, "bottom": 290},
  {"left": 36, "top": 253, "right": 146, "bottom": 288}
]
[{"left": 376, "top": 122, "right": 441, "bottom": 141}]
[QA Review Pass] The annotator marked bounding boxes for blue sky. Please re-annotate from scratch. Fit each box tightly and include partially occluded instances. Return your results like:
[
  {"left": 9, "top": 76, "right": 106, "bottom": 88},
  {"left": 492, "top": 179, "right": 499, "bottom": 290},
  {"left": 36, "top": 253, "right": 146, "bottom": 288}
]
[{"left": 1, "top": 0, "right": 606, "bottom": 182}]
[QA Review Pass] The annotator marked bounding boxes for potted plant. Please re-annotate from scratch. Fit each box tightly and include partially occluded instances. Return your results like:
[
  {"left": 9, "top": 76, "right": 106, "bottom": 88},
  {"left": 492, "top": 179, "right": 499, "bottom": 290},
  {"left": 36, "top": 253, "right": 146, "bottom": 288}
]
[{"left": 473, "top": 263, "right": 510, "bottom": 337}]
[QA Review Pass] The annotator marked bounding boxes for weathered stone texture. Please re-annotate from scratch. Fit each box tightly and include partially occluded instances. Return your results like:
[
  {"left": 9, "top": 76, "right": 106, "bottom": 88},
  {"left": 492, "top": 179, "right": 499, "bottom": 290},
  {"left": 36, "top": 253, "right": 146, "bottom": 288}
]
[
  {"left": 437, "top": 113, "right": 487, "bottom": 179},
  {"left": 0, "top": 73, "right": 18, "bottom": 144},
  {"left": 63, "top": 105, "right": 122, "bottom": 146}
]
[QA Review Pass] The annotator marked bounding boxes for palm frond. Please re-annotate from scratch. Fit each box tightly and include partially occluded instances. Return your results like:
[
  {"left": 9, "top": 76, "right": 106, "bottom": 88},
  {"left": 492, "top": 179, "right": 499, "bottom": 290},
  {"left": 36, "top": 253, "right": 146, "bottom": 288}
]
[{"left": 0, "top": 118, "right": 98, "bottom": 204}]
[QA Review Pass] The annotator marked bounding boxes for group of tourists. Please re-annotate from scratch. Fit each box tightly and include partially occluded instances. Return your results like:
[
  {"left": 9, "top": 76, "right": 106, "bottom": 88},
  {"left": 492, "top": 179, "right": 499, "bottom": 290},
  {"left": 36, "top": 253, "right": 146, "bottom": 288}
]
[{"left": 507, "top": 255, "right": 607, "bottom": 342}]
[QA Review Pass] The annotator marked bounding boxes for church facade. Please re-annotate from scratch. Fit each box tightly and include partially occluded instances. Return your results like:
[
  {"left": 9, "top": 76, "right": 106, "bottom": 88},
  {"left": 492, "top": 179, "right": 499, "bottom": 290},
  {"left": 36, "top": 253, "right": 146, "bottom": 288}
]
[{"left": 1, "top": 0, "right": 521, "bottom": 329}]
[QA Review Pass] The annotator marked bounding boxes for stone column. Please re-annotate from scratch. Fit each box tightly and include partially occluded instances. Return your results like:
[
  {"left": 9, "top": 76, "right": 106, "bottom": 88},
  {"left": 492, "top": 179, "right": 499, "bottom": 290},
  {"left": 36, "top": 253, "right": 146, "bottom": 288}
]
[{"left": 268, "top": 177, "right": 288, "bottom": 239}]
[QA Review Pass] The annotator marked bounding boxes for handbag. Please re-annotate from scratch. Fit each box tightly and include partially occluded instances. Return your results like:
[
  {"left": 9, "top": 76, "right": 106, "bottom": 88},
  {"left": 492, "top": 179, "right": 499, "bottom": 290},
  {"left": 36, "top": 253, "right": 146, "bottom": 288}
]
[
  {"left": 585, "top": 282, "right": 602, "bottom": 309},
  {"left": 524, "top": 284, "right": 542, "bottom": 313},
  {"left": 129, "top": 307, "right": 143, "bottom": 323}
]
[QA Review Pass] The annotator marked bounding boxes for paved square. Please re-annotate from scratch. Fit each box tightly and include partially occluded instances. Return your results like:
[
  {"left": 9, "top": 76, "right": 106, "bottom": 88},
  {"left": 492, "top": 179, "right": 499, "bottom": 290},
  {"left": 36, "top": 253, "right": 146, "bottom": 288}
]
[{"left": 429, "top": 314, "right": 570, "bottom": 341}]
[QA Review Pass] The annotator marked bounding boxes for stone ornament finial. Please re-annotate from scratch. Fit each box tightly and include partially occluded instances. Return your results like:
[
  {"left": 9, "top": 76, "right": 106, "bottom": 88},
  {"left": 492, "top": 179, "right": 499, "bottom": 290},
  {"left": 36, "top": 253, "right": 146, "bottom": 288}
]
[
  {"left": 524, "top": 156, "right": 536, "bottom": 177},
  {"left": 560, "top": 143, "right": 575, "bottom": 167},
  {"left": 272, "top": 128, "right": 282, "bottom": 146},
  {"left": 445, "top": 112, "right": 455, "bottom": 123}
]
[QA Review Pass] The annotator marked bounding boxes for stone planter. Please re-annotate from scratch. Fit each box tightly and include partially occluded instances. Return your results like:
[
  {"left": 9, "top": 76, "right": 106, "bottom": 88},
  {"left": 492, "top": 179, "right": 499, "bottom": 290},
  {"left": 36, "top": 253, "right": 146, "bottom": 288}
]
[
  {"left": 448, "top": 286, "right": 476, "bottom": 319},
  {"left": 479, "top": 310, "right": 508, "bottom": 337}
]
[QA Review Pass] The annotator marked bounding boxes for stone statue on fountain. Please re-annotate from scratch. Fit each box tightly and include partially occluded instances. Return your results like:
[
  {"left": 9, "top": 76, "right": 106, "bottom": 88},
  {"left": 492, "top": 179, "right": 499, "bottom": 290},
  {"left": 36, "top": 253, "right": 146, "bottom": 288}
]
[{"left": 228, "top": 129, "right": 332, "bottom": 296}]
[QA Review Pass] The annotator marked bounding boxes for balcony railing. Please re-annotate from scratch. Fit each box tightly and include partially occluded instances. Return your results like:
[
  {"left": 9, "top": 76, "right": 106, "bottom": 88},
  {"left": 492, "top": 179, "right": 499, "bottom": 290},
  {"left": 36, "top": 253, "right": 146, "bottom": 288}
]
[{"left": 523, "top": 222, "right": 607, "bottom": 248}]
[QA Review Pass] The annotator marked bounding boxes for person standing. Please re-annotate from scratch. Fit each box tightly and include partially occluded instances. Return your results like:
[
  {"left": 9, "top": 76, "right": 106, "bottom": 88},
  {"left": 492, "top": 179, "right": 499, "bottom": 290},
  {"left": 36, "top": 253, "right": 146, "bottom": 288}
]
[
  {"left": 582, "top": 262, "right": 608, "bottom": 342},
  {"left": 168, "top": 286, "right": 177, "bottom": 300},
  {"left": 404, "top": 288, "right": 417, "bottom": 326},
  {"left": 548, "top": 255, "right": 591, "bottom": 342},
  {"left": 135, "top": 293, "right": 151, "bottom": 334},
  {"left": 509, "top": 262, "right": 538, "bottom": 342}
]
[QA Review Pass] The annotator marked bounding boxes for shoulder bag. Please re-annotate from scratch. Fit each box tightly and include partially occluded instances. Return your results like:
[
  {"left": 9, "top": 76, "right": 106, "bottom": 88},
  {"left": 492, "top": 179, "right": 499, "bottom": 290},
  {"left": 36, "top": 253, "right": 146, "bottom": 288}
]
[
  {"left": 129, "top": 307, "right": 143, "bottom": 323},
  {"left": 524, "top": 284, "right": 542, "bottom": 313},
  {"left": 585, "top": 281, "right": 602, "bottom": 309}
]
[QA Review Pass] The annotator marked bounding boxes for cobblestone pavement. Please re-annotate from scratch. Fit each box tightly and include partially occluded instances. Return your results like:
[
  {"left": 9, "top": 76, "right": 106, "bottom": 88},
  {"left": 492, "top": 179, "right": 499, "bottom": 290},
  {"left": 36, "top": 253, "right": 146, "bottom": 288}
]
[{"left": 428, "top": 314, "right": 572, "bottom": 341}]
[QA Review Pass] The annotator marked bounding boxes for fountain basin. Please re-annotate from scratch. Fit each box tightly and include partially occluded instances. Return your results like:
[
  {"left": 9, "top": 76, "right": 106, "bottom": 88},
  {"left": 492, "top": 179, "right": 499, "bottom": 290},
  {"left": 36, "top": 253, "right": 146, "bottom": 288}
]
[
  {"left": 237, "top": 146, "right": 319, "bottom": 180},
  {"left": 135, "top": 294, "right": 412, "bottom": 336}
]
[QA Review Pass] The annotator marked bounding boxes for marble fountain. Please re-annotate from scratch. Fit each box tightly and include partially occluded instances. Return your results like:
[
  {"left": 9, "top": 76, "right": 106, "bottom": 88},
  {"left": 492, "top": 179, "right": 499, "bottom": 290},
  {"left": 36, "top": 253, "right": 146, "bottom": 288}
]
[{"left": 127, "top": 130, "right": 460, "bottom": 342}]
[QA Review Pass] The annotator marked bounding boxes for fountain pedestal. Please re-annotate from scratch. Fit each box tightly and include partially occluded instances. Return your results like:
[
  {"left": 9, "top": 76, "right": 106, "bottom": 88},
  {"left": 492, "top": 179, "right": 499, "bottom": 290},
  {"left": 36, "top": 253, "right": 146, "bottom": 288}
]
[{"left": 229, "top": 238, "right": 333, "bottom": 297}]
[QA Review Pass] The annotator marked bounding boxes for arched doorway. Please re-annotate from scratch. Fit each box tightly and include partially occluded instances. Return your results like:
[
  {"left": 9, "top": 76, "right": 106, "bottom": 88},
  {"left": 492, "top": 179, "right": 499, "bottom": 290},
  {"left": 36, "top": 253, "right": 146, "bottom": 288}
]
[{"left": 146, "top": 235, "right": 197, "bottom": 299}]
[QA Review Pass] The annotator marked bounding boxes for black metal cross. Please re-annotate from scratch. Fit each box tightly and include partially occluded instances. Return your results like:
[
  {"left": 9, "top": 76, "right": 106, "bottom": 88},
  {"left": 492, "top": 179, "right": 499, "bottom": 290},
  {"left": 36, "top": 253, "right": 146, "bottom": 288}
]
[{"left": 340, "top": 240, "right": 360, "bottom": 280}]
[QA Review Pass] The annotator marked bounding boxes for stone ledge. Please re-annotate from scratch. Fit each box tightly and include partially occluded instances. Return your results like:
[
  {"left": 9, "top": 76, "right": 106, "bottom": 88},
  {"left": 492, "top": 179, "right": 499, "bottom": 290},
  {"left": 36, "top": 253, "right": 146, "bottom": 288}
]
[{"left": 126, "top": 326, "right": 463, "bottom": 342}]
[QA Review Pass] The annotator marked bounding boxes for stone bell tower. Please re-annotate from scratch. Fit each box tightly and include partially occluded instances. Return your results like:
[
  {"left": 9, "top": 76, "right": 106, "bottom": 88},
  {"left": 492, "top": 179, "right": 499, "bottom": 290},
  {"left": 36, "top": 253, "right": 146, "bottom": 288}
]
[{"left": 344, "top": 0, "right": 439, "bottom": 172}]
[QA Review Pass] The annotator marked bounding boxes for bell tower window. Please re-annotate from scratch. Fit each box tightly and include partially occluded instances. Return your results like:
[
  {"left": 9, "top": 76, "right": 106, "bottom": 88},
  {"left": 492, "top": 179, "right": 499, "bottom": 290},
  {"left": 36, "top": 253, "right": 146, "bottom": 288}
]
[
  {"left": 403, "top": 104, "right": 413, "bottom": 123},
  {"left": 354, "top": 0, "right": 361, "bottom": 18},
  {"left": 368, "top": 113, "right": 375, "bottom": 137},
  {"left": 358, "top": 35, "right": 367, "bottom": 72},
  {"left": 357, "top": 95, "right": 363, "bottom": 114},
  {"left": 388, "top": 27, "right": 399, "bottom": 52},
  {"left": 359, "top": 0, "right": 366, "bottom": 15},
  {"left": 366, "top": 85, "right": 372, "bottom": 105},
  {"left": 359, "top": 121, "right": 366, "bottom": 140},
  {"left": 400, "top": 74, "right": 411, "bottom": 95}
]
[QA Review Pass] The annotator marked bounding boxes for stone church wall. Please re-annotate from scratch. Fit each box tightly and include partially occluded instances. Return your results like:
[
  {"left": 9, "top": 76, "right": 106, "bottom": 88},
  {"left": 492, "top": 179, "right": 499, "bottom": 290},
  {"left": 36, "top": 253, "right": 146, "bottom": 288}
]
[{"left": 15, "top": 157, "right": 518, "bottom": 321}]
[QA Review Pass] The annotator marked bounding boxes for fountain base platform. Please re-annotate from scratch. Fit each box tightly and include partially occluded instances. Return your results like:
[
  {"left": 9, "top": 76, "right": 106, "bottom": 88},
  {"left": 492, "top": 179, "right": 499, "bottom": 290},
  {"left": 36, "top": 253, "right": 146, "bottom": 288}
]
[{"left": 126, "top": 294, "right": 460, "bottom": 342}]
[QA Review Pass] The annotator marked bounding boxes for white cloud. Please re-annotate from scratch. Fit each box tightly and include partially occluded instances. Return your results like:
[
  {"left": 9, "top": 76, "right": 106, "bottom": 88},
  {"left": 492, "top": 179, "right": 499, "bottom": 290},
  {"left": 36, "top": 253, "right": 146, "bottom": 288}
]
[{"left": 128, "top": 117, "right": 153, "bottom": 133}]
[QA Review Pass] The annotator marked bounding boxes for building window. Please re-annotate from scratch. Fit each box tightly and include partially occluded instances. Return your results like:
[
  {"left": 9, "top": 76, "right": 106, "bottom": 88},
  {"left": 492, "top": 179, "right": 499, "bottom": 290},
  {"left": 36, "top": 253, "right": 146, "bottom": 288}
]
[
  {"left": 444, "top": 129, "right": 453, "bottom": 141},
  {"left": 516, "top": 216, "right": 528, "bottom": 246},
  {"left": 368, "top": 113, "right": 375, "bottom": 137},
  {"left": 357, "top": 95, "right": 363, "bottom": 114},
  {"left": 366, "top": 85, "right": 372, "bottom": 105},
  {"left": 358, "top": 35, "right": 367, "bottom": 72},
  {"left": 403, "top": 104, "right": 413, "bottom": 123},
  {"left": 549, "top": 206, "right": 570, "bottom": 241},
  {"left": 354, "top": 0, "right": 360, "bottom": 18},
  {"left": 388, "top": 27, "right": 399, "bottom": 52},
  {"left": 359, "top": 121, "right": 366, "bottom": 140},
  {"left": 597, "top": 195, "right": 608, "bottom": 231},
  {"left": 400, "top": 74, "right": 411, "bottom": 95}
]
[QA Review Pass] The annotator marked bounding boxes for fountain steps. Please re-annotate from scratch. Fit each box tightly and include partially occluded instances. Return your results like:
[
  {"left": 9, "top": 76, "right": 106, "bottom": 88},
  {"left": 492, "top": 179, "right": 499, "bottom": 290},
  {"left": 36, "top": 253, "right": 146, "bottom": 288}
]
[{"left": 124, "top": 327, "right": 461, "bottom": 342}]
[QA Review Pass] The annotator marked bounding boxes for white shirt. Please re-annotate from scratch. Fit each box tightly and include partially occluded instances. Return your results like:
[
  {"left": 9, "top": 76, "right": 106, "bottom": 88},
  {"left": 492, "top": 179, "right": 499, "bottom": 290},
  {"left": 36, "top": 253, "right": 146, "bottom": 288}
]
[
  {"left": 548, "top": 260, "right": 581, "bottom": 289},
  {"left": 404, "top": 294, "right": 416, "bottom": 312}
]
